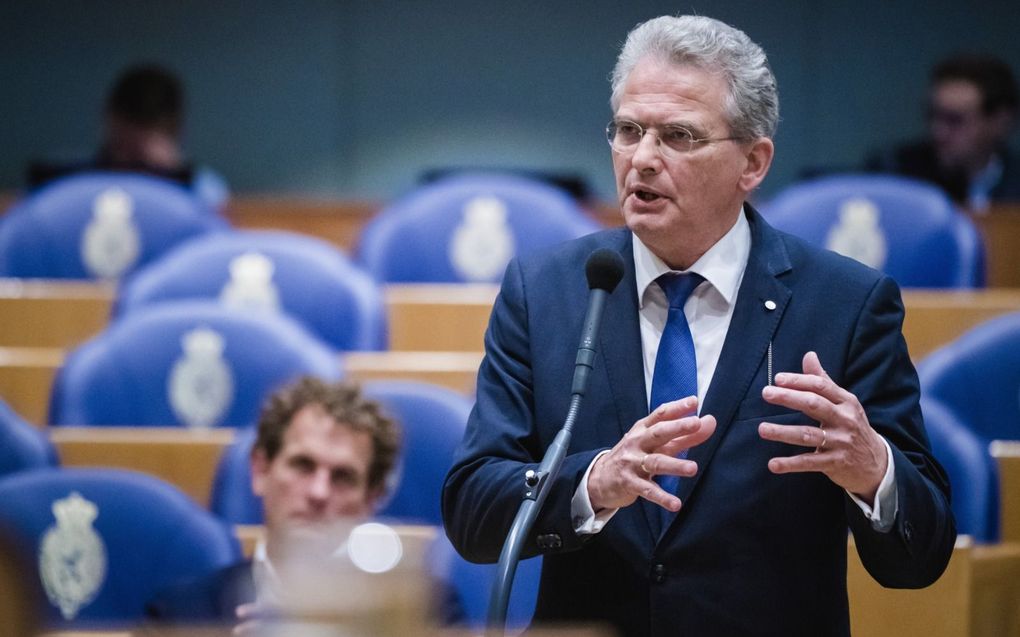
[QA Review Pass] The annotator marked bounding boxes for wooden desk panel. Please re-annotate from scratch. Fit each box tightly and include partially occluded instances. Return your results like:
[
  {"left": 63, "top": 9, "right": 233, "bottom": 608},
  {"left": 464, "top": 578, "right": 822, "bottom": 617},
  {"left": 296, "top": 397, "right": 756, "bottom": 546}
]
[
  {"left": 0, "top": 347, "right": 63, "bottom": 425},
  {"left": 0, "top": 279, "right": 113, "bottom": 348},
  {"left": 901, "top": 289, "right": 1020, "bottom": 359},
  {"left": 343, "top": 351, "right": 482, "bottom": 395},
  {"left": 991, "top": 441, "right": 1020, "bottom": 543},
  {"left": 848, "top": 537, "right": 1020, "bottom": 637},
  {"left": 971, "top": 205, "right": 1020, "bottom": 288},
  {"left": 386, "top": 284, "right": 496, "bottom": 352},
  {"left": 50, "top": 427, "right": 235, "bottom": 506}
]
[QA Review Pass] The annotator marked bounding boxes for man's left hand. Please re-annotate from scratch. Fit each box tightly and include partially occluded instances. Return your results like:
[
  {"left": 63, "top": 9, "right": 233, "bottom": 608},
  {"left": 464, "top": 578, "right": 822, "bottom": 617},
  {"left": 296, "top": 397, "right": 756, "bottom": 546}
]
[{"left": 757, "top": 351, "right": 887, "bottom": 503}]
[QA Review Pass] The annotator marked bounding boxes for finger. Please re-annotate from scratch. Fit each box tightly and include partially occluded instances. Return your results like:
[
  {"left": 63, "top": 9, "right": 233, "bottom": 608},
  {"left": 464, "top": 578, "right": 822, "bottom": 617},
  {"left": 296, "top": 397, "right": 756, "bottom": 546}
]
[
  {"left": 636, "top": 477, "right": 683, "bottom": 512},
  {"left": 643, "top": 396, "right": 699, "bottom": 429},
  {"left": 658, "top": 415, "right": 717, "bottom": 456},
  {"left": 761, "top": 383, "right": 842, "bottom": 424},
  {"left": 767, "top": 449, "right": 831, "bottom": 475},
  {"left": 644, "top": 454, "right": 699, "bottom": 479},
  {"left": 758, "top": 422, "right": 827, "bottom": 449},
  {"left": 802, "top": 351, "right": 828, "bottom": 379},
  {"left": 643, "top": 413, "right": 704, "bottom": 452}
]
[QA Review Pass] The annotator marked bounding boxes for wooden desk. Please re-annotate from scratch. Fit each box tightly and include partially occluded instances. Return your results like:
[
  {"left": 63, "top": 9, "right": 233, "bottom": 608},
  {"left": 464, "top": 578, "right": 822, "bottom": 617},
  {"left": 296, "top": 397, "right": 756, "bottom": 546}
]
[
  {"left": 971, "top": 204, "right": 1020, "bottom": 288},
  {"left": 50, "top": 426, "right": 236, "bottom": 506},
  {"left": 386, "top": 284, "right": 496, "bottom": 352},
  {"left": 848, "top": 536, "right": 1020, "bottom": 637},
  {"left": 901, "top": 289, "right": 1020, "bottom": 359},
  {"left": 344, "top": 351, "right": 482, "bottom": 395},
  {"left": 991, "top": 441, "right": 1020, "bottom": 543},
  {"left": 0, "top": 346, "right": 63, "bottom": 425},
  {"left": 0, "top": 279, "right": 113, "bottom": 348}
]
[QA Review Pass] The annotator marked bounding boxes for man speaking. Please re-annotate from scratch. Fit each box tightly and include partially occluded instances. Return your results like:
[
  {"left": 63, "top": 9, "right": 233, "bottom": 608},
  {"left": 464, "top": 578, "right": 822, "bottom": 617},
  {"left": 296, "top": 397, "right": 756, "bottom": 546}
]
[{"left": 442, "top": 14, "right": 955, "bottom": 637}]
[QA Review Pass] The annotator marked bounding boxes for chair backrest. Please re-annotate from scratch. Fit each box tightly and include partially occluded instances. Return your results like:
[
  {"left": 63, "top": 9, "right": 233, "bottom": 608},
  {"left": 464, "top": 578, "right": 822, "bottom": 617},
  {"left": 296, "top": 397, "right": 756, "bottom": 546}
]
[
  {"left": 0, "top": 399, "right": 58, "bottom": 477},
  {"left": 431, "top": 535, "right": 540, "bottom": 631},
  {"left": 0, "top": 467, "right": 240, "bottom": 626},
  {"left": 920, "top": 398, "right": 999, "bottom": 543},
  {"left": 917, "top": 311, "right": 1020, "bottom": 442},
  {"left": 762, "top": 174, "right": 984, "bottom": 288},
  {"left": 114, "top": 230, "right": 387, "bottom": 350},
  {"left": 209, "top": 380, "right": 471, "bottom": 526},
  {"left": 49, "top": 300, "right": 341, "bottom": 428},
  {"left": 0, "top": 172, "right": 227, "bottom": 280},
  {"left": 357, "top": 173, "right": 601, "bottom": 282}
]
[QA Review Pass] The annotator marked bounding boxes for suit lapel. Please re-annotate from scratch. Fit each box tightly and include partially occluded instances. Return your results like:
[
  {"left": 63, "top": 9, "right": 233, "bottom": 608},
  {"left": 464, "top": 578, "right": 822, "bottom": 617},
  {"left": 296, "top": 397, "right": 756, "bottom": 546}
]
[
  {"left": 667, "top": 207, "right": 793, "bottom": 530},
  {"left": 596, "top": 230, "right": 660, "bottom": 545}
]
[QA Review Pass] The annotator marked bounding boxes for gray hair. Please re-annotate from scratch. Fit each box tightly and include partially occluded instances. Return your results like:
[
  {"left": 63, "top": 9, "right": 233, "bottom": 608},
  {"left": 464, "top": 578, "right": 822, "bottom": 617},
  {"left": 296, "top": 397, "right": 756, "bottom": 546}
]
[{"left": 610, "top": 15, "right": 779, "bottom": 140}]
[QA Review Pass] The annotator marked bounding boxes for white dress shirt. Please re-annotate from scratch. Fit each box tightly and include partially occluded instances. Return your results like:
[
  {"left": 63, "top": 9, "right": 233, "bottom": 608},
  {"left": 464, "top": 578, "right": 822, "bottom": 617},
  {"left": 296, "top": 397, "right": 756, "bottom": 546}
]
[{"left": 571, "top": 211, "right": 897, "bottom": 534}]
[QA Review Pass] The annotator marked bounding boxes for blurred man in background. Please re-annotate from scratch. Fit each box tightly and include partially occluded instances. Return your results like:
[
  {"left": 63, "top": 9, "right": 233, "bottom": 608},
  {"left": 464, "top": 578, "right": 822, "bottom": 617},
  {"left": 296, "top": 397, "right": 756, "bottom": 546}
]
[
  {"left": 146, "top": 377, "right": 401, "bottom": 629},
  {"left": 28, "top": 64, "right": 228, "bottom": 209},
  {"left": 868, "top": 54, "right": 1019, "bottom": 210}
]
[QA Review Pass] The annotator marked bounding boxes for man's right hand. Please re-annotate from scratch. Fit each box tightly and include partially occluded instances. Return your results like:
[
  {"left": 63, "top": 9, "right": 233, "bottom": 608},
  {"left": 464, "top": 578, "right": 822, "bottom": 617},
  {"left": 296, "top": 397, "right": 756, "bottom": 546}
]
[{"left": 587, "top": 396, "right": 716, "bottom": 512}]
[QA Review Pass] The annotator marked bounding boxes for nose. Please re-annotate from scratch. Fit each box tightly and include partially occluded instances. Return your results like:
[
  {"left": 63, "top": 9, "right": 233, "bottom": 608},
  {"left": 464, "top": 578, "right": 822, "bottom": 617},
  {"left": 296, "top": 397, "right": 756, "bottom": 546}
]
[
  {"left": 630, "top": 129, "right": 663, "bottom": 173},
  {"left": 306, "top": 468, "right": 331, "bottom": 503}
]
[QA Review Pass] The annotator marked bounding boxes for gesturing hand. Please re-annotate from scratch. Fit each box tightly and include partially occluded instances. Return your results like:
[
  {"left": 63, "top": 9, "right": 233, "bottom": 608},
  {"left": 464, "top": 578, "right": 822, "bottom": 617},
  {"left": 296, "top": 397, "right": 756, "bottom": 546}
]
[
  {"left": 588, "top": 396, "right": 717, "bottom": 513},
  {"left": 757, "top": 351, "right": 887, "bottom": 503}
]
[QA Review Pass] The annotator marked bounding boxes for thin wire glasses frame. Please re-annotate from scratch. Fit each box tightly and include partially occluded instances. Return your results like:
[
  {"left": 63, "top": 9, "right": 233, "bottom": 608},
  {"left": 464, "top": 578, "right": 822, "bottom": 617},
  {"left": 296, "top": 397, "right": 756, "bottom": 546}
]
[{"left": 605, "top": 119, "right": 745, "bottom": 157}]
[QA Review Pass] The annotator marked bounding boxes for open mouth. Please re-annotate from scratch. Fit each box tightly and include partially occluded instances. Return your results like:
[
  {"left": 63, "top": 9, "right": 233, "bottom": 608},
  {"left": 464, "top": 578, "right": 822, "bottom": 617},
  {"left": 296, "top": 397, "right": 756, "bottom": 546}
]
[{"left": 635, "top": 189, "right": 662, "bottom": 202}]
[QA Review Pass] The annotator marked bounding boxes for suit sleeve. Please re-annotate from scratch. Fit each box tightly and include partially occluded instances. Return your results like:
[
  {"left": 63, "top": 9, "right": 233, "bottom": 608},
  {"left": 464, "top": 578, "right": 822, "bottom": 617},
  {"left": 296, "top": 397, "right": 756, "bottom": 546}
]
[
  {"left": 442, "top": 258, "right": 602, "bottom": 563},
  {"left": 843, "top": 275, "right": 956, "bottom": 587}
]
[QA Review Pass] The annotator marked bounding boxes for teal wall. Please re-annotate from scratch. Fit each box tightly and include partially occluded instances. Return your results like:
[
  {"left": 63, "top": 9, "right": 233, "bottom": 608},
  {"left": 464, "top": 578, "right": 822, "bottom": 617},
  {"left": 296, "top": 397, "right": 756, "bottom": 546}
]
[{"left": 2, "top": 0, "right": 1018, "bottom": 201}]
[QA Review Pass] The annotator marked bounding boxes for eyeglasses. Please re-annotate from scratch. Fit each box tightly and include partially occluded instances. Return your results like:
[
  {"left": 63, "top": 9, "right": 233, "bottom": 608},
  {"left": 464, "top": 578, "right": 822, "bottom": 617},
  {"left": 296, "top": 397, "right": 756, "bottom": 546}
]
[{"left": 605, "top": 119, "right": 743, "bottom": 157}]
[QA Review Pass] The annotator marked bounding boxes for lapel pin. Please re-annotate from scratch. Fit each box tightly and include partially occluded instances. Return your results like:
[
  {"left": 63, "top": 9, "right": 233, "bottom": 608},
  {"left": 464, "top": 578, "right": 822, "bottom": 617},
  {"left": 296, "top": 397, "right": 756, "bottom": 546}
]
[{"left": 764, "top": 300, "right": 777, "bottom": 311}]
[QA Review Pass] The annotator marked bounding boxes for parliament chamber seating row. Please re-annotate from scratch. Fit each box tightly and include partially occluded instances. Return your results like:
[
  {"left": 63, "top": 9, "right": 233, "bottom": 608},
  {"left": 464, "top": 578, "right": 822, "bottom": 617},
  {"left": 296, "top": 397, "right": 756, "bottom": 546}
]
[{"left": 3, "top": 185, "right": 1020, "bottom": 636}]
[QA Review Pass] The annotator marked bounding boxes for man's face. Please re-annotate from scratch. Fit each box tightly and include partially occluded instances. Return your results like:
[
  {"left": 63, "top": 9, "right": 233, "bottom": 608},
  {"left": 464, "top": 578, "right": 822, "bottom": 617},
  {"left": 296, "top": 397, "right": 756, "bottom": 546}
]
[
  {"left": 612, "top": 56, "right": 772, "bottom": 268},
  {"left": 103, "top": 115, "right": 181, "bottom": 170},
  {"left": 251, "top": 405, "right": 379, "bottom": 537},
  {"left": 929, "top": 79, "right": 1006, "bottom": 171}
]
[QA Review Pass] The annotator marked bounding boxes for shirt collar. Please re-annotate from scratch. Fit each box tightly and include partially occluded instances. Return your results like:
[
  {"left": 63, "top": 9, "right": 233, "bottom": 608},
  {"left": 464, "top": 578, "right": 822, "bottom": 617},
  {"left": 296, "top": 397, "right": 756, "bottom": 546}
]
[{"left": 633, "top": 207, "right": 751, "bottom": 309}]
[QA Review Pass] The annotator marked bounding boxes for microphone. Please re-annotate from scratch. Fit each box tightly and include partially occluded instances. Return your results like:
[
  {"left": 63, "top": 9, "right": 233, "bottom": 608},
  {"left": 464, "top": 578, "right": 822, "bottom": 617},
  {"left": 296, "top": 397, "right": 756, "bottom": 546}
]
[
  {"left": 487, "top": 247, "right": 625, "bottom": 635},
  {"left": 571, "top": 248, "right": 626, "bottom": 396}
]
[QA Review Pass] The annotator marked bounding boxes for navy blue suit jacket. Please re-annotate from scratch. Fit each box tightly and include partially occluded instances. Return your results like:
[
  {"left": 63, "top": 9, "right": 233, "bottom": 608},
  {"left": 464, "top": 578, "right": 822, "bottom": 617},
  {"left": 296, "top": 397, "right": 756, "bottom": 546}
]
[{"left": 442, "top": 207, "right": 955, "bottom": 637}]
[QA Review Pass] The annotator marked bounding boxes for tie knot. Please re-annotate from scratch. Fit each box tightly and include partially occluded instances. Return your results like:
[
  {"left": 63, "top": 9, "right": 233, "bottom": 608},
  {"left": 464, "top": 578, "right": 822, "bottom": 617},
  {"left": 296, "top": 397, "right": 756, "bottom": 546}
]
[{"left": 657, "top": 272, "right": 703, "bottom": 309}]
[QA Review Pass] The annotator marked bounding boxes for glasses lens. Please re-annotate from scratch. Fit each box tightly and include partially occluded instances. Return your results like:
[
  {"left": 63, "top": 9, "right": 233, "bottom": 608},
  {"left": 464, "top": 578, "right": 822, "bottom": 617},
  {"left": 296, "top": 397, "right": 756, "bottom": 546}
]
[
  {"left": 659, "top": 126, "right": 695, "bottom": 154},
  {"left": 608, "top": 120, "right": 643, "bottom": 150}
]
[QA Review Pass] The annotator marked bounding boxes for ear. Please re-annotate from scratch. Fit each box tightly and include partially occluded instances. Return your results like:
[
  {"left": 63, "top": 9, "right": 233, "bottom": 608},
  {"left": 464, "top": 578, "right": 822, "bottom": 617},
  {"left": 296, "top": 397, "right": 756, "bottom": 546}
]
[
  {"left": 250, "top": 449, "right": 270, "bottom": 497},
  {"left": 739, "top": 137, "right": 775, "bottom": 193},
  {"left": 362, "top": 485, "right": 386, "bottom": 515}
]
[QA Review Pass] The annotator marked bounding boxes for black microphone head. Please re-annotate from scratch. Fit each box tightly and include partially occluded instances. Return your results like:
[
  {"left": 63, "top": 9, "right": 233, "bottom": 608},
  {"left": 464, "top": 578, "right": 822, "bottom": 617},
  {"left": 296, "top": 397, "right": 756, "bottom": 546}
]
[{"left": 585, "top": 248, "right": 625, "bottom": 293}]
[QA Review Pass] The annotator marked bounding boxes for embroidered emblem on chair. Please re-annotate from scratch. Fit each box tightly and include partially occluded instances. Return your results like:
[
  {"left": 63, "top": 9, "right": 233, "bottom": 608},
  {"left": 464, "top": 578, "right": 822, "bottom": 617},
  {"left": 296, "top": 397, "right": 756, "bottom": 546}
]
[
  {"left": 38, "top": 492, "right": 107, "bottom": 620},
  {"left": 825, "top": 197, "right": 887, "bottom": 270},
  {"left": 80, "top": 187, "right": 141, "bottom": 279},
  {"left": 450, "top": 196, "right": 515, "bottom": 281},
  {"left": 219, "top": 251, "right": 281, "bottom": 312},
  {"left": 168, "top": 327, "right": 234, "bottom": 428}
]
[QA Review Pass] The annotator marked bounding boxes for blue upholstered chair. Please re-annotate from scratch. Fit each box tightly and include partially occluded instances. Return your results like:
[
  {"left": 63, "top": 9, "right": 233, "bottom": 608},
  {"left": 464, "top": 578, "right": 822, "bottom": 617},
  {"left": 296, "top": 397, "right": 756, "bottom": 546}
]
[
  {"left": 761, "top": 174, "right": 984, "bottom": 288},
  {"left": 0, "top": 467, "right": 240, "bottom": 627},
  {"left": 49, "top": 300, "right": 341, "bottom": 428},
  {"left": 432, "top": 534, "right": 540, "bottom": 631},
  {"left": 357, "top": 173, "right": 601, "bottom": 283},
  {"left": 209, "top": 380, "right": 471, "bottom": 525},
  {"left": 114, "top": 230, "right": 387, "bottom": 351},
  {"left": 0, "top": 399, "right": 58, "bottom": 477},
  {"left": 920, "top": 398, "right": 999, "bottom": 543},
  {"left": 0, "top": 172, "right": 227, "bottom": 280},
  {"left": 918, "top": 311, "right": 1020, "bottom": 443}
]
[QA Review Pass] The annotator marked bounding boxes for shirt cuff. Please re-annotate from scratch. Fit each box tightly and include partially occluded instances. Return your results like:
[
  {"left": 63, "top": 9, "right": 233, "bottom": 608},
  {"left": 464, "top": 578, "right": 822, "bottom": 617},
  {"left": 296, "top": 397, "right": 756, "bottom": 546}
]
[
  {"left": 571, "top": 450, "right": 619, "bottom": 534},
  {"left": 847, "top": 436, "right": 898, "bottom": 533}
]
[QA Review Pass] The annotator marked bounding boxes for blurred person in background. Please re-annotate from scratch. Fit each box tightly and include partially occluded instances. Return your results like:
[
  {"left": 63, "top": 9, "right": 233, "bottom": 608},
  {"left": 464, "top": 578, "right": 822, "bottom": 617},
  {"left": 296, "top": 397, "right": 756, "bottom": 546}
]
[
  {"left": 28, "top": 64, "right": 229, "bottom": 209},
  {"left": 867, "top": 54, "right": 1019, "bottom": 211}
]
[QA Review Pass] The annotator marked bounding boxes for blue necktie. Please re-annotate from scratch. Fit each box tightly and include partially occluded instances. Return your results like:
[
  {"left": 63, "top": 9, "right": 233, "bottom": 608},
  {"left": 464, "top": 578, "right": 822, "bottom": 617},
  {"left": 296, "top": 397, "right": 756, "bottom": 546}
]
[{"left": 649, "top": 272, "right": 703, "bottom": 532}]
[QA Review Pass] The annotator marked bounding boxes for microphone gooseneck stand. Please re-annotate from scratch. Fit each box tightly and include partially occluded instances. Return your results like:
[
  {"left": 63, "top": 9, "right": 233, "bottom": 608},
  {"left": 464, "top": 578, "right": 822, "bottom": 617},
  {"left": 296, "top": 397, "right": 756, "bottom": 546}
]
[{"left": 485, "top": 248, "right": 624, "bottom": 636}]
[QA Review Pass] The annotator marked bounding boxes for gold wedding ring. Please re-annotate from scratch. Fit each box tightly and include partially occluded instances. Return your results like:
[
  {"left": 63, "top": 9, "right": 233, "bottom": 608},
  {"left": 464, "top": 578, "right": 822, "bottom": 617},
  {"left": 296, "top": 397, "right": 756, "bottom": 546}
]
[{"left": 640, "top": 453, "right": 651, "bottom": 475}]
